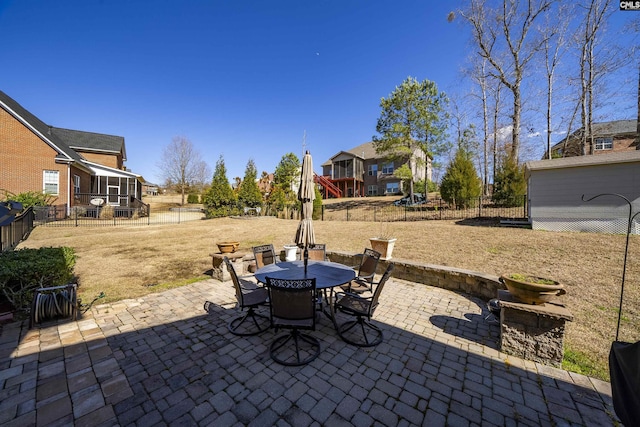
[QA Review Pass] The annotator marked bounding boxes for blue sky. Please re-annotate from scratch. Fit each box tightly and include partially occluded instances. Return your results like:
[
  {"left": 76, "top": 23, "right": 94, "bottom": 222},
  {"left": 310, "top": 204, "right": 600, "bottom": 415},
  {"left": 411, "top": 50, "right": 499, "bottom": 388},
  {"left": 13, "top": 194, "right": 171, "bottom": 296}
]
[{"left": 1, "top": 1, "right": 637, "bottom": 184}]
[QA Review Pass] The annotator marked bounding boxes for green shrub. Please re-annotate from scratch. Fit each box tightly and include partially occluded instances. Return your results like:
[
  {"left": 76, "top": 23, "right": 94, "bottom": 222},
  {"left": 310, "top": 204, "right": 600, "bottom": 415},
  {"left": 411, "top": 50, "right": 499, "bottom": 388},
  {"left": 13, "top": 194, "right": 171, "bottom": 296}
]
[
  {"left": 492, "top": 156, "right": 526, "bottom": 207},
  {"left": 440, "top": 147, "right": 482, "bottom": 209},
  {"left": 187, "top": 193, "right": 200, "bottom": 204},
  {"left": 0, "top": 247, "right": 76, "bottom": 311}
]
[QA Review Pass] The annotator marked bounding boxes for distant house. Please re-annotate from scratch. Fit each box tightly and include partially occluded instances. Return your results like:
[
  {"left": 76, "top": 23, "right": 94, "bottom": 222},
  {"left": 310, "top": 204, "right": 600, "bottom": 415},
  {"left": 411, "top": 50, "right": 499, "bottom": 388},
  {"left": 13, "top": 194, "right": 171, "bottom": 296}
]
[
  {"left": 550, "top": 119, "right": 638, "bottom": 158},
  {"left": 0, "top": 90, "right": 143, "bottom": 214},
  {"left": 319, "top": 142, "right": 430, "bottom": 198},
  {"left": 525, "top": 151, "right": 640, "bottom": 234}
]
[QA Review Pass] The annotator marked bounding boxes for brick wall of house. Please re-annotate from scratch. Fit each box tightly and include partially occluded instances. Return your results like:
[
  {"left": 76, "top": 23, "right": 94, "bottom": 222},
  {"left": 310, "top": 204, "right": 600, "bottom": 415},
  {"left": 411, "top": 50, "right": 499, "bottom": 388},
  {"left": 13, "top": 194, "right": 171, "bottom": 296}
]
[
  {"left": 79, "top": 151, "right": 122, "bottom": 169},
  {"left": 596, "top": 136, "right": 637, "bottom": 154},
  {"left": 0, "top": 108, "right": 69, "bottom": 206}
]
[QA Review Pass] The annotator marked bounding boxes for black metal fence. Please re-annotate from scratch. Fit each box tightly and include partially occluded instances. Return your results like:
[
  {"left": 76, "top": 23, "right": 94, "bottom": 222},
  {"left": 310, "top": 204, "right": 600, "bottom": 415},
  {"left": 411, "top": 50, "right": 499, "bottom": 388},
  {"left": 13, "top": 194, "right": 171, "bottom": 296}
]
[
  {"left": 34, "top": 205, "right": 205, "bottom": 227},
  {"left": 33, "top": 195, "right": 528, "bottom": 227},
  {"left": 0, "top": 207, "right": 35, "bottom": 252},
  {"left": 321, "top": 195, "right": 528, "bottom": 222}
]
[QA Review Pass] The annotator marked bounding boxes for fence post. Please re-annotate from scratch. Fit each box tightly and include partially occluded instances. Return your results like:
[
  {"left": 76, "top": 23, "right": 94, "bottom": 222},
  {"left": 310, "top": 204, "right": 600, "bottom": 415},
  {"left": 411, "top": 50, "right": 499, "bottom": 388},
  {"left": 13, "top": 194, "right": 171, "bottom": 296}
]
[
  {"left": 321, "top": 205, "right": 324, "bottom": 221},
  {"left": 346, "top": 206, "right": 349, "bottom": 221},
  {"left": 478, "top": 197, "right": 482, "bottom": 218},
  {"left": 148, "top": 206, "right": 151, "bottom": 225}
]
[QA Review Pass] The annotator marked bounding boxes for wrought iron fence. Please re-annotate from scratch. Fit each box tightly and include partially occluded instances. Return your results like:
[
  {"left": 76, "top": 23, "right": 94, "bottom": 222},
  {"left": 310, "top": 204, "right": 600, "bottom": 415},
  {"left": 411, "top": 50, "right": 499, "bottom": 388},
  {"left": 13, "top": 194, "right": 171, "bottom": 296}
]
[
  {"left": 321, "top": 195, "right": 528, "bottom": 223},
  {"left": 0, "top": 207, "right": 35, "bottom": 252},
  {"left": 33, "top": 195, "right": 528, "bottom": 227},
  {"left": 35, "top": 205, "right": 205, "bottom": 227}
]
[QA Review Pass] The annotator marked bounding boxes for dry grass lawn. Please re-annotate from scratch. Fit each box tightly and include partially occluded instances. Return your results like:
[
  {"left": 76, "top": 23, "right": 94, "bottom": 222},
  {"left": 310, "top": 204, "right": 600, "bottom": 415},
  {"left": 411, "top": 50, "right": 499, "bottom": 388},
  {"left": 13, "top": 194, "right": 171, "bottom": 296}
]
[{"left": 17, "top": 200, "right": 640, "bottom": 381}]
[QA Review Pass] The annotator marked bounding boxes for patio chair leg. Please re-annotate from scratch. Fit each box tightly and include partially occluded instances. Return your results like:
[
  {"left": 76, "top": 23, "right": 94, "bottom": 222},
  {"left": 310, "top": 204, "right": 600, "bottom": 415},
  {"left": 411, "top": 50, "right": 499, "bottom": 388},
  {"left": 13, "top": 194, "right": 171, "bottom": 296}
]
[
  {"left": 337, "top": 317, "right": 383, "bottom": 347},
  {"left": 270, "top": 330, "right": 320, "bottom": 366},
  {"left": 228, "top": 308, "right": 269, "bottom": 336}
]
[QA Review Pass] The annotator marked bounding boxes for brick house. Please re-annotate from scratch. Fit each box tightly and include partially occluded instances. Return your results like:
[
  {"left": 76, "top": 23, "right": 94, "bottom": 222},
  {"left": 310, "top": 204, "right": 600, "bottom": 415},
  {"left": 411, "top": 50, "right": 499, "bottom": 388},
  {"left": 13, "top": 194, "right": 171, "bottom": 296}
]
[
  {"left": 550, "top": 119, "right": 638, "bottom": 157},
  {"left": 0, "top": 90, "right": 143, "bottom": 214},
  {"left": 319, "top": 141, "right": 430, "bottom": 198}
]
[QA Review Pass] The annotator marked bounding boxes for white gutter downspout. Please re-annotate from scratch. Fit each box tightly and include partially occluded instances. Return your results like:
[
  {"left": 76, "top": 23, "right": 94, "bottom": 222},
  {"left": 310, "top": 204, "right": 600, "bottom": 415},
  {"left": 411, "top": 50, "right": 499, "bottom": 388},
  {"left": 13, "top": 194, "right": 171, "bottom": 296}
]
[{"left": 67, "top": 164, "right": 71, "bottom": 215}]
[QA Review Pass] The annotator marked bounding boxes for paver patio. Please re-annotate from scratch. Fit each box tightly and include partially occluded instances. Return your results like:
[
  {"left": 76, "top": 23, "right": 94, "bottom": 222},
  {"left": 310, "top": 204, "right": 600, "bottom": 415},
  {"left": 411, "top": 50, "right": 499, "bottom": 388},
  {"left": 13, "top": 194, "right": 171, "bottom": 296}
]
[{"left": 0, "top": 275, "right": 620, "bottom": 426}]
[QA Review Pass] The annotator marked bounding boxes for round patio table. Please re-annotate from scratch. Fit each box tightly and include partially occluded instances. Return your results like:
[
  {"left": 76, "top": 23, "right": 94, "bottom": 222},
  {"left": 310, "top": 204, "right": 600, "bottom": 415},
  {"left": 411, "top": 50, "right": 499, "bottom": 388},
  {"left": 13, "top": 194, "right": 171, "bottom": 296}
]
[{"left": 255, "top": 260, "right": 355, "bottom": 289}]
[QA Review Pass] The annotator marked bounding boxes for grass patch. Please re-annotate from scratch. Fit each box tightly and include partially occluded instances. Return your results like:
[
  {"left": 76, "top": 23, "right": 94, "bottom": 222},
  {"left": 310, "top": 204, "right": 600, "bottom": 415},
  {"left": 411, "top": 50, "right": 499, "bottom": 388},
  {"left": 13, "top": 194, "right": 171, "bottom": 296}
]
[{"left": 563, "top": 346, "right": 609, "bottom": 380}]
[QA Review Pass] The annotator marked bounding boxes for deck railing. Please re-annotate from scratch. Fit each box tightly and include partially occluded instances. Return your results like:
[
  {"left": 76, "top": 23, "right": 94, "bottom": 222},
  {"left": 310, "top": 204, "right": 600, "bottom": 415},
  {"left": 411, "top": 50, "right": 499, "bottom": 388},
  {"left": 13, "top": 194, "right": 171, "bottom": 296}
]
[{"left": 0, "top": 207, "right": 35, "bottom": 252}]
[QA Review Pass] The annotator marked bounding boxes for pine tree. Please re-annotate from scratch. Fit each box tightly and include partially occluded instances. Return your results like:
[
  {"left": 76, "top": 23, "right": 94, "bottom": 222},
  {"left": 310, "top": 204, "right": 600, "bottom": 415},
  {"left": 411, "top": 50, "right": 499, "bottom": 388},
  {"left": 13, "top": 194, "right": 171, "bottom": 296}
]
[
  {"left": 203, "top": 155, "right": 238, "bottom": 218},
  {"left": 492, "top": 156, "right": 526, "bottom": 207},
  {"left": 238, "top": 159, "right": 263, "bottom": 209},
  {"left": 440, "top": 147, "right": 482, "bottom": 209}
]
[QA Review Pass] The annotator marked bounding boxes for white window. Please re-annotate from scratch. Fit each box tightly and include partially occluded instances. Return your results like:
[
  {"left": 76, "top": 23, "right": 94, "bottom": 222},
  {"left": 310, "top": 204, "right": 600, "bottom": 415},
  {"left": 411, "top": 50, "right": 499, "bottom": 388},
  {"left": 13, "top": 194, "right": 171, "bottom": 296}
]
[
  {"left": 382, "top": 162, "right": 394, "bottom": 174},
  {"left": 368, "top": 164, "right": 378, "bottom": 176},
  {"left": 385, "top": 182, "right": 399, "bottom": 194},
  {"left": 43, "top": 170, "right": 59, "bottom": 195},
  {"left": 367, "top": 185, "right": 378, "bottom": 196},
  {"left": 595, "top": 137, "right": 613, "bottom": 150},
  {"left": 73, "top": 175, "right": 80, "bottom": 195}
]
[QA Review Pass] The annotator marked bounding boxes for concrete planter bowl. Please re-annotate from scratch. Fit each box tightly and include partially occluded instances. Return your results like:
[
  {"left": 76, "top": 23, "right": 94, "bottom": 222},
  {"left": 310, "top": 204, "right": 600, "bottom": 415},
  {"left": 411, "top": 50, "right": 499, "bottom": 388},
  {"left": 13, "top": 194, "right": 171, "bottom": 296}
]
[
  {"left": 500, "top": 274, "right": 566, "bottom": 305},
  {"left": 217, "top": 241, "right": 240, "bottom": 253}
]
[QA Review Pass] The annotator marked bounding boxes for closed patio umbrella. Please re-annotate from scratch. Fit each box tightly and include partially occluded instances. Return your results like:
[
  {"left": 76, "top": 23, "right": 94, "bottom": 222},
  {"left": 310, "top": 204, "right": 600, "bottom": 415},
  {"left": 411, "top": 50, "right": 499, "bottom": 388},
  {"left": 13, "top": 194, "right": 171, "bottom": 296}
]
[{"left": 295, "top": 151, "right": 316, "bottom": 273}]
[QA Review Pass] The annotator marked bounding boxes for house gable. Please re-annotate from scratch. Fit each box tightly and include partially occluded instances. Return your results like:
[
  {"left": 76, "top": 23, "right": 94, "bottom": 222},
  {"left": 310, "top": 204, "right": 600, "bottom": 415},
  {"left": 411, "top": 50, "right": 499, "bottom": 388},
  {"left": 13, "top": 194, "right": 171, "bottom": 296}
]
[{"left": 51, "top": 127, "right": 126, "bottom": 169}]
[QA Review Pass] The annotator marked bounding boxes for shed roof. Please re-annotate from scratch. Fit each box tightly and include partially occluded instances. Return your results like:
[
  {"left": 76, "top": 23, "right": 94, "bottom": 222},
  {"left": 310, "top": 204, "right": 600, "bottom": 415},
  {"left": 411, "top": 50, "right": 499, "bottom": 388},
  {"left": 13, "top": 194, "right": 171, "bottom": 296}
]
[{"left": 525, "top": 151, "right": 640, "bottom": 176}]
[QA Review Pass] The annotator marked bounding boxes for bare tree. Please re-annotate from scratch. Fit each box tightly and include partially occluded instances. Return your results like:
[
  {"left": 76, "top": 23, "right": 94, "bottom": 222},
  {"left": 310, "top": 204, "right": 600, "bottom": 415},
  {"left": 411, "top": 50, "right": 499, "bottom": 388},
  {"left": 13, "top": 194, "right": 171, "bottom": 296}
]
[
  {"left": 575, "top": 0, "right": 613, "bottom": 155},
  {"left": 460, "top": 0, "right": 553, "bottom": 162},
  {"left": 540, "top": 4, "right": 569, "bottom": 159},
  {"left": 158, "top": 136, "right": 210, "bottom": 205}
]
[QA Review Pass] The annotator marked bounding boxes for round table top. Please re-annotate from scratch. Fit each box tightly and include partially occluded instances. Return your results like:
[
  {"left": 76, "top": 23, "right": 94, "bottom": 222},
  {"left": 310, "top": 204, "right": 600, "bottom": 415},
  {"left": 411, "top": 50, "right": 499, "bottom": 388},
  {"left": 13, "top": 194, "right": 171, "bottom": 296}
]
[{"left": 255, "top": 260, "right": 356, "bottom": 289}]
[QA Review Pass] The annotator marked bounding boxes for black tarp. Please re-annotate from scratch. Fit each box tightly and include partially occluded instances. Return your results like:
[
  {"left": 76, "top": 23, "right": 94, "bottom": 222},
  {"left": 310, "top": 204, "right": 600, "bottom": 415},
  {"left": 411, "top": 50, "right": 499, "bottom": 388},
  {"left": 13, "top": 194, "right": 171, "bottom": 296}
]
[{"left": 609, "top": 340, "right": 640, "bottom": 426}]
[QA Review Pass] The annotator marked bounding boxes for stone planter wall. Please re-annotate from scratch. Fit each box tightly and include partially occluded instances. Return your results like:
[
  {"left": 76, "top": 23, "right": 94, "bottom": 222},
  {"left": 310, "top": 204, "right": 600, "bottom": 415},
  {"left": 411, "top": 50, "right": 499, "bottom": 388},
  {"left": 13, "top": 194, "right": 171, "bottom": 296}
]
[{"left": 327, "top": 250, "right": 503, "bottom": 300}]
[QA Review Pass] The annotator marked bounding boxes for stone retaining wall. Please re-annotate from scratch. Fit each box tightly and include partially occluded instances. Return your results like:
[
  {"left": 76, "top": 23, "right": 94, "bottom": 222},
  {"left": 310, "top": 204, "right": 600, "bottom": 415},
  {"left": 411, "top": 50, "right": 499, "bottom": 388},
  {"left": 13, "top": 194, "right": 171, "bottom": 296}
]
[{"left": 326, "top": 250, "right": 503, "bottom": 301}]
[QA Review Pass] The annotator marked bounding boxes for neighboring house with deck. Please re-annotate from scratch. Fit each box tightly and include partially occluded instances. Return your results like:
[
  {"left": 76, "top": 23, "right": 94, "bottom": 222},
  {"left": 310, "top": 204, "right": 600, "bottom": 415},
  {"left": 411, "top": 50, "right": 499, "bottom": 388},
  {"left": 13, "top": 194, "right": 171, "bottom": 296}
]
[
  {"left": 319, "top": 141, "right": 430, "bottom": 198},
  {"left": 0, "top": 90, "right": 143, "bottom": 215}
]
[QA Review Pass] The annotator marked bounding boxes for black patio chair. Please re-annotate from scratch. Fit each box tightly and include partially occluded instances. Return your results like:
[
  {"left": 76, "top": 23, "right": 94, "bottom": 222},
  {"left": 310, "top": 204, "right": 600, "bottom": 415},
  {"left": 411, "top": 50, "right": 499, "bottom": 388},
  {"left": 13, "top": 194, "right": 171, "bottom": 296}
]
[
  {"left": 341, "top": 248, "right": 381, "bottom": 294},
  {"left": 306, "top": 243, "right": 328, "bottom": 261},
  {"left": 333, "top": 263, "right": 394, "bottom": 347},
  {"left": 253, "top": 244, "right": 279, "bottom": 269},
  {"left": 224, "top": 256, "right": 269, "bottom": 336},
  {"left": 266, "top": 276, "right": 320, "bottom": 366}
]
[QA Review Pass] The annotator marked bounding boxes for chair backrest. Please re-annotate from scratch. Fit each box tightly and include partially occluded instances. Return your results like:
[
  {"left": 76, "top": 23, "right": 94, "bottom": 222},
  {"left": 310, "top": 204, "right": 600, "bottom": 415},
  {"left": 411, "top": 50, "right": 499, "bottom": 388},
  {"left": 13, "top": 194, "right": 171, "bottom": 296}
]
[
  {"left": 224, "top": 256, "right": 245, "bottom": 306},
  {"left": 306, "top": 244, "right": 327, "bottom": 261},
  {"left": 369, "top": 263, "right": 394, "bottom": 315},
  {"left": 266, "top": 277, "right": 316, "bottom": 329},
  {"left": 253, "top": 244, "right": 277, "bottom": 269},
  {"left": 358, "top": 248, "right": 381, "bottom": 283}
]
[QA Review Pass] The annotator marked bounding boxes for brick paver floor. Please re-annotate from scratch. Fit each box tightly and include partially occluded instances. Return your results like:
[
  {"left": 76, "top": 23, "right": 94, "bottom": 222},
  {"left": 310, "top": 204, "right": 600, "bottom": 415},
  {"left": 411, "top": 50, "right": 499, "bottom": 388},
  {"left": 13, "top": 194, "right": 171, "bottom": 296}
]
[{"left": 0, "top": 276, "right": 620, "bottom": 426}]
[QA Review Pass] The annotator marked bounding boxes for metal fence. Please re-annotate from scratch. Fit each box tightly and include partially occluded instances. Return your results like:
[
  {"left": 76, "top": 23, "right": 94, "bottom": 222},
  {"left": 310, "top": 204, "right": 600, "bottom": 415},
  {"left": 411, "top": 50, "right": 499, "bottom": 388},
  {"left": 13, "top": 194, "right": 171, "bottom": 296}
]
[
  {"left": 34, "top": 205, "right": 205, "bottom": 227},
  {"left": 321, "top": 195, "right": 528, "bottom": 223},
  {"left": 0, "top": 207, "right": 35, "bottom": 252},
  {"left": 33, "top": 195, "right": 528, "bottom": 227}
]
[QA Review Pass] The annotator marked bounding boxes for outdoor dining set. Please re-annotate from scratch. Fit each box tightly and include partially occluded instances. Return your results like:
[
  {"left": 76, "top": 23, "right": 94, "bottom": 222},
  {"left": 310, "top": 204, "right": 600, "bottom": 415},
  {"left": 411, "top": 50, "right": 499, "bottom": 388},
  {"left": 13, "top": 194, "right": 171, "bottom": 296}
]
[{"left": 220, "top": 243, "right": 395, "bottom": 366}]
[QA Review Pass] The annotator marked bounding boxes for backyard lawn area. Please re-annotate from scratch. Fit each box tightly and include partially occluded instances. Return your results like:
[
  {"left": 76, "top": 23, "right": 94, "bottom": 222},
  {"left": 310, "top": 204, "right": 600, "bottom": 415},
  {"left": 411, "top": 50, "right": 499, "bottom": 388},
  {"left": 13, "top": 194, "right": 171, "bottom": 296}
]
[{"left": 17, "top": 215, "right": 640, "bottom": 381}]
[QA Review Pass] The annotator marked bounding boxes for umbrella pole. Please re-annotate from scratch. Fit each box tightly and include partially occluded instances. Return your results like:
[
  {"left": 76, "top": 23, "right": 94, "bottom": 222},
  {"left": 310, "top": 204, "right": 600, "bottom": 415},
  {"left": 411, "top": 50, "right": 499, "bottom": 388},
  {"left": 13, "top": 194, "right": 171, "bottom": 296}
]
[{"left": 304, "top": 246, "right": 309, "bottom": 275}]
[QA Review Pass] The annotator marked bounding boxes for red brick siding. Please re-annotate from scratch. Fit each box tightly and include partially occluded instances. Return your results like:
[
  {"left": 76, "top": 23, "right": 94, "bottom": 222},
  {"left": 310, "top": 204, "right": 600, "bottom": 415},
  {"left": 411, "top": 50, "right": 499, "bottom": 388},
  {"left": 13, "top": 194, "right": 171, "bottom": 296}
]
[
  {"left": 0, "top": 108, "right": 69, "bottom": 206},
  {"left": 80, "top": 151, "right": 122, "bottom": 169}
]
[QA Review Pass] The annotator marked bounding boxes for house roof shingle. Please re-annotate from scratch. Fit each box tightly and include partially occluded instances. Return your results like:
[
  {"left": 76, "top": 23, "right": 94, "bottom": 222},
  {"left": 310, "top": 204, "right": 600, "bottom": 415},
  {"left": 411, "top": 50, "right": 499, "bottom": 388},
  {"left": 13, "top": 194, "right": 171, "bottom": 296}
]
[
  {"left": 51, "top": 127, "right": 125, "bottom": 160},
  {"left": 550, "top": 119, "right": 637, "bottom": 150}
]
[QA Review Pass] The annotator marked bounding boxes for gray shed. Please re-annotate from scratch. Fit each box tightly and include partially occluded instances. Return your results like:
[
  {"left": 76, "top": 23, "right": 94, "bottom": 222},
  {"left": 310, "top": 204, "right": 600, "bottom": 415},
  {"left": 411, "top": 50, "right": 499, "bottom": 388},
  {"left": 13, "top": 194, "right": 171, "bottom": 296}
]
[{"left": 525, "top": 151, "right": 640, "bottom": 234}]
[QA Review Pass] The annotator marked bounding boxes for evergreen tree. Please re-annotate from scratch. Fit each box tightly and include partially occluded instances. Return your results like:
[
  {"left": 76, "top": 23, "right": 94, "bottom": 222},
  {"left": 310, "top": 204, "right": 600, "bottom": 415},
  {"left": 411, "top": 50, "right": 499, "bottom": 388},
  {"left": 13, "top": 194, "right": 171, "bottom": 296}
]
[
  {"left": 238, "top": 159, "right": 263, "bottom": 209},
  {"left": 492, "top": 156, "right": 526, "bottom": 207},
  {"left": 440, "top": 147, "right": 482, "bottom": 209},
  {"left": 273, "top": 153, "right": 301, "bottom": 209},
  {"left": 203, "top": 155, "right": 238, "bottom": 218}
]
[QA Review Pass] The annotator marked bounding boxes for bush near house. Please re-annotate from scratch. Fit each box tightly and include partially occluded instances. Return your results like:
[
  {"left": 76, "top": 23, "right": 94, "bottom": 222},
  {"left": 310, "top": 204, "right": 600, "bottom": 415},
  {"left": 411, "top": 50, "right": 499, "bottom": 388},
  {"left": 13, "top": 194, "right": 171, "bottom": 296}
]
[{"left": 0, "top": 247, "right": 76, "bottom": 311}]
